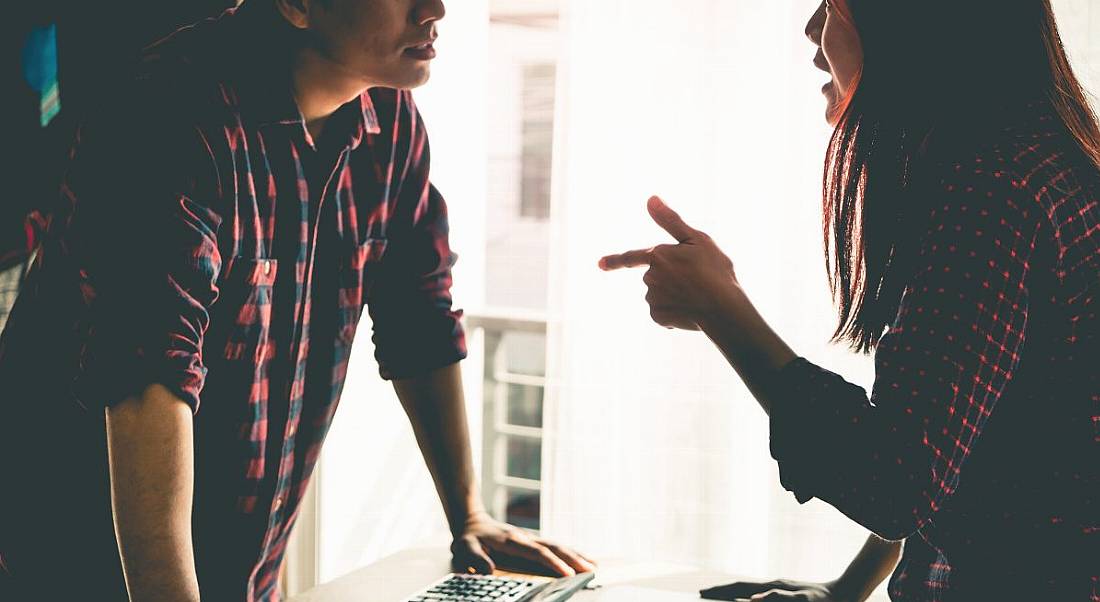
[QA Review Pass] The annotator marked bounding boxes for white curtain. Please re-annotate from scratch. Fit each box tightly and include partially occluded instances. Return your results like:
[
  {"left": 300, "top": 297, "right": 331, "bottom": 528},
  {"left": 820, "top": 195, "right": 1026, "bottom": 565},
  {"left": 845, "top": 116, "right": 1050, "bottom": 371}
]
[
  {"left": 542, "top": 0, "right": 875, "bottom": 582},
  {"left": 541, "top": 0, "right": 1100, "bottom": 589}
]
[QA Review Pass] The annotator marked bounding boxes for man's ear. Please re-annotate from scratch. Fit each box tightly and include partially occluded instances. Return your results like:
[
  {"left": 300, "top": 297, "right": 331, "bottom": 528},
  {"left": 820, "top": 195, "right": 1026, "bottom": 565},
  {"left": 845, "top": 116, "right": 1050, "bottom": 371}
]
[{"left": 274, "top": 0, "right": 312, "bottom": 30}]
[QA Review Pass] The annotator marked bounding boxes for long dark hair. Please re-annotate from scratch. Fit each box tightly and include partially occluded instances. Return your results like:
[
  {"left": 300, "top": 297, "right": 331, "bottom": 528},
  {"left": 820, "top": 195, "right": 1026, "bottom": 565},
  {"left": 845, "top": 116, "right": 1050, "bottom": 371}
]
[{"left": 825, "top": 0, "right": 1100, "bottom": 352}]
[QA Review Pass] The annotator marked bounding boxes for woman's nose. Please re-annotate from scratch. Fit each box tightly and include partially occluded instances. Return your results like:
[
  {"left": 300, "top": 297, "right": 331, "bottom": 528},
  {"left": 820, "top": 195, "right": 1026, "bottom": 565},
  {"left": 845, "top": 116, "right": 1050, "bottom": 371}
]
[{"left": 805, "top": 1, "right": 826, "bottom": 46}]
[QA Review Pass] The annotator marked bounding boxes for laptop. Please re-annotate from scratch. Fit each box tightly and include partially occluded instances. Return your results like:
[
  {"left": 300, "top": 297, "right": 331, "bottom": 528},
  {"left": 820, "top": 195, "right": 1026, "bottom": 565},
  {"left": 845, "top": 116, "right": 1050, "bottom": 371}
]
[{"left": 405, "top": 572, "right": 596, "bottom": 602}]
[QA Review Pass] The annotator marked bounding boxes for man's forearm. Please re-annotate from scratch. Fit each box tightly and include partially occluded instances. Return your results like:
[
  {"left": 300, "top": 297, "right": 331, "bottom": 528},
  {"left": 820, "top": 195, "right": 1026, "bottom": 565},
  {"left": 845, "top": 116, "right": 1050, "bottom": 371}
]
[
  {"left": 832, "top": 535, "right": 903, "bottom": 602},
  {"left": 105, "top": 384, "right": 200, "bottom": 602},
  {"left": 394, "top": 362, "right": 485, "bottom": 534}
]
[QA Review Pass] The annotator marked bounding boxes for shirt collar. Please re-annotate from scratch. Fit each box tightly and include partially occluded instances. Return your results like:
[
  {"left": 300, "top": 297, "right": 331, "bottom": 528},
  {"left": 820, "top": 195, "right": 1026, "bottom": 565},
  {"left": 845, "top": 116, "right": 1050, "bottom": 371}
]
[{"left": 326, "top": 93, "right": 382, "bottom": 150}]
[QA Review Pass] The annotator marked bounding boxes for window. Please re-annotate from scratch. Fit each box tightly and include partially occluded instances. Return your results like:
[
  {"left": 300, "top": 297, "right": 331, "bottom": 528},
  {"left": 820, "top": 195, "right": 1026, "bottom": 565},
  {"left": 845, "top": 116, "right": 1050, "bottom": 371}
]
[
  {"left": 471, "top": 324, "right": 547, "bottom": 531},
  {"left": 519, "top": 64, "right": 556, "bottom": 220},
  {"left": 471, "top": 2, "right": 561, "bottom": 531}
]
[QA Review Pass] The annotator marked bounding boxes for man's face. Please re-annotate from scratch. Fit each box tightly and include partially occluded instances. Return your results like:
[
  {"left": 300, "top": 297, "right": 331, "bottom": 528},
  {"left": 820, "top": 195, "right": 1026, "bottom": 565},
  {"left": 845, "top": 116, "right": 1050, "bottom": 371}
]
[{"left": 304, "top": 0, "right": 445, "bottom": 89}]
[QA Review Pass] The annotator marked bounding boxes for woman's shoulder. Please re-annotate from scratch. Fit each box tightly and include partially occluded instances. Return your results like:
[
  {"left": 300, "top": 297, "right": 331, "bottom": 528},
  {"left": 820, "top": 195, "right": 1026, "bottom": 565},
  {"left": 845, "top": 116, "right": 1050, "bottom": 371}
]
[
  {"left": 920, "top": 101, "right": 1100, "bottom": 228},
  {"left": 912, "top": 102, "right": 1100, "bottom": 299}
]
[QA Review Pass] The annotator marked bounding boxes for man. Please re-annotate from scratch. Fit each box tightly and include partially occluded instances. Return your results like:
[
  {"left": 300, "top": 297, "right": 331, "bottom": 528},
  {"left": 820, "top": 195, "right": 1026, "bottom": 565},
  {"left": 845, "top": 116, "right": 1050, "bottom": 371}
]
[{"left": 0, "top": 1, "right": 593, "bottom": 600}]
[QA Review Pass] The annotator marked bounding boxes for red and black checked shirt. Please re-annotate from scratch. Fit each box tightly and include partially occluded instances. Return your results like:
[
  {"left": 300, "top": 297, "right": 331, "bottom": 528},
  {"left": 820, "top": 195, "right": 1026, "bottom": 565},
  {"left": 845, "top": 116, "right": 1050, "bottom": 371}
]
[
  {"left": 770, "top": 102, "right": 1100, "bottom": 600},
  {"left": 0, "top": 5, "right": 465, "bottom": 600}
]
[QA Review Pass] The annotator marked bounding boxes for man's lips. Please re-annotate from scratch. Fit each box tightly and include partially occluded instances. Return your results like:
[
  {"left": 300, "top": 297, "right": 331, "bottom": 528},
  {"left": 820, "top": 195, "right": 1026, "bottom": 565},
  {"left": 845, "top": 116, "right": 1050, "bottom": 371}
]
[
  {"left": 403, "top": 39, "right": 437, "bottom": 60},
  {"left": 405, "top": 34, "right": 438, "bottom": 51}
]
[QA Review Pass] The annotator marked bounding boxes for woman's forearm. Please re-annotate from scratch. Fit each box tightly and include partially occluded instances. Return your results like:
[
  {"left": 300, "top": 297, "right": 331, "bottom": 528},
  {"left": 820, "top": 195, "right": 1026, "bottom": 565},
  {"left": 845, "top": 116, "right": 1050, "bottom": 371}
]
[
  {"left": 697, "top": 285, "right": 798, "bottom": 417},
  {"left": 831, "top": 535, "right": 903, "bottom": 602}
]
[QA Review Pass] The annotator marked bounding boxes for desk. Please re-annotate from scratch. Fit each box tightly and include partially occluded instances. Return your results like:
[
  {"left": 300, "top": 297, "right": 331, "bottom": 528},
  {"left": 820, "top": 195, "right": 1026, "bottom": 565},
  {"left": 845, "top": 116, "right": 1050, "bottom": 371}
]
[{"left": 289, "top": 545, "right": 738, "bottom": 602}]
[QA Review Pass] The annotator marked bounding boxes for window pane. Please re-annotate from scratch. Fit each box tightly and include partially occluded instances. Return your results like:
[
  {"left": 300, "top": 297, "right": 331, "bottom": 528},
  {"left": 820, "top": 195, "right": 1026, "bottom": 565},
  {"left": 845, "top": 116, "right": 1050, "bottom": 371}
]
[
  {"left": 505, "top": 489, "right": 540, "bottom": 531},
  {"left": 519, "top": 63, "right": 556, "bottom": 219},
  {"left": 505, "top": 436, "right": 541, "bottom": 481},
  {"left": 501, "top": 331, "right": 545, "bottom": 377},
  {"left": 0, "top": 264, "right": 21, "bottom": 334},
  {"left": 506, "top": 384, "right": 543, "bottom": 428}
]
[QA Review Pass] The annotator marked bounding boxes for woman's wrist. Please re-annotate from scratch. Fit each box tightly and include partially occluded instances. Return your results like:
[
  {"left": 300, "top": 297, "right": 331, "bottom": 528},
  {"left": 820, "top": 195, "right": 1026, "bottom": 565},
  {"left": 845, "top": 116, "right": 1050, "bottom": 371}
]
[
  {"left": 694, "top": 282, "right": 749, "bottom": 338},
  {"left": 696, "top": 284, "right": 797, "bottom": 373}
]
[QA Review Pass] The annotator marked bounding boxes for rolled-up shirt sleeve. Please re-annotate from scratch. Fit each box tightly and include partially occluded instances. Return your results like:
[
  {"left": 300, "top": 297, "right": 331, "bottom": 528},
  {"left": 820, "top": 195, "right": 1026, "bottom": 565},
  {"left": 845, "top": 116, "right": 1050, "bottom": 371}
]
[
  {"left": 769, "top": 168, "right": 1042, "bottom": 540},
  {"left": 68, "top": 85, "right": 222, "bottom": 413},
  {"left": 367, "top": 91, "right": 466, "bottom": 380}
]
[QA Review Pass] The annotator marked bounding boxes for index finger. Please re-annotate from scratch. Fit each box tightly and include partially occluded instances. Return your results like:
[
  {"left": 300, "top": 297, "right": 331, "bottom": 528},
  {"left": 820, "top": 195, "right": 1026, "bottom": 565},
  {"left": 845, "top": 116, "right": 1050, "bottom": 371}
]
[
  {"left": 503, "top": 540, "right": 575, "bottom": 577},
  {"left": 537, "top": 540, "right": 597, "bottom": 574},
  {"left": 599, "top": 248, "right": 653, "bottom": 271}
]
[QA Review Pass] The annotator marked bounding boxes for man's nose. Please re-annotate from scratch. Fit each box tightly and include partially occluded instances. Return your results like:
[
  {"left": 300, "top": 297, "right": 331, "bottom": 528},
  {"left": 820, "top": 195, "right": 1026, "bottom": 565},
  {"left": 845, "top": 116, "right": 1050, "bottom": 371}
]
[{"left": 414, "top": 0, "right": 446, "bottom": 26}]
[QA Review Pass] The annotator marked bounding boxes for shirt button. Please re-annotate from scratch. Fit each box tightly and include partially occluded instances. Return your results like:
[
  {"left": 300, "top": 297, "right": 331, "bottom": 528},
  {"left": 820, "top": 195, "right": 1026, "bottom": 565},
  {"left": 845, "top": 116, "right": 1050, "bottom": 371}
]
[
  {"left": 263, "top": 260, "right": 272, "bottom": 276},
  {"left": 287, "top": 423, "right": 296, "bottom": 437},
  {"left": 273, "top": 496, "right": 284, "bottom": 512}
]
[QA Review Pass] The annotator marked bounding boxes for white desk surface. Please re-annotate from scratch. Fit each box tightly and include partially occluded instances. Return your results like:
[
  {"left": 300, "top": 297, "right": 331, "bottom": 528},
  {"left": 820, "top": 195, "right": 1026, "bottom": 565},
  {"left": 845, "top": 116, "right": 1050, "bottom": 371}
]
[{"left": 289, "top": 545, "right": 741, "bottom": 602}]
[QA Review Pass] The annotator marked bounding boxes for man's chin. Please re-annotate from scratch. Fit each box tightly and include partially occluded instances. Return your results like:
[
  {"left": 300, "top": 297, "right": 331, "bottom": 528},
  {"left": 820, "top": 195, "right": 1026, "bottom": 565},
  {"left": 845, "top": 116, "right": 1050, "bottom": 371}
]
[{"left": 381, "top": 66, "right": 432, "bottom": 90}]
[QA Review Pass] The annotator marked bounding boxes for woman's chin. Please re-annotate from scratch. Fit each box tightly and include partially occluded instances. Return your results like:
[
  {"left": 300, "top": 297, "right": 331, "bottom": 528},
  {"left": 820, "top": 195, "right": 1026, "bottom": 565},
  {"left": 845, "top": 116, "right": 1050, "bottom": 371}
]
[{"left": 821, "top": 83, "right": 842, "bottom": 126}]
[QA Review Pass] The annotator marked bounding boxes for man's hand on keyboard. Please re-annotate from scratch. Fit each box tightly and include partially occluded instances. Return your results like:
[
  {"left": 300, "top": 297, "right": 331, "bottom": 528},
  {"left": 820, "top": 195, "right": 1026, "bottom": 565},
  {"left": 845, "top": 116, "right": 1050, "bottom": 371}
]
[{"left": 451, "top": 511, "right": 597, "bottom": 578}]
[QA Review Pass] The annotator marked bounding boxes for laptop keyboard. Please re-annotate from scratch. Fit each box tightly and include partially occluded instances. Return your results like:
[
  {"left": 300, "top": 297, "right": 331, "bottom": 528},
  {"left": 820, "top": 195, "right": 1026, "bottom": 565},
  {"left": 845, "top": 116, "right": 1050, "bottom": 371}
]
[{"left": 407, "top": 574, "right": 543, "bottom": 602}]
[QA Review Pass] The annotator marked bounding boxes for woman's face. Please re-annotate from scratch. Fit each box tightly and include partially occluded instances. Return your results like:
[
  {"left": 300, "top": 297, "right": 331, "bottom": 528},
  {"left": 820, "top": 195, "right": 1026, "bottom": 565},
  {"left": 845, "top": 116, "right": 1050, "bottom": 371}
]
[{"left": 806, "top": 0, "right": 863, "bottom": 125}]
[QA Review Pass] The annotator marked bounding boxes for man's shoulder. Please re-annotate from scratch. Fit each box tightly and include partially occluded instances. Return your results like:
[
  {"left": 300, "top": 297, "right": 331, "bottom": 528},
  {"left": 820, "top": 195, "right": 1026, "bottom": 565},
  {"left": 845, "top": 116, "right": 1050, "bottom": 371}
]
[
  {"left": 129, "top": 11, "right": 243, "bottom": 126},
  {"left": 66, "top": 14, "right": 246, "bottom": 203}
]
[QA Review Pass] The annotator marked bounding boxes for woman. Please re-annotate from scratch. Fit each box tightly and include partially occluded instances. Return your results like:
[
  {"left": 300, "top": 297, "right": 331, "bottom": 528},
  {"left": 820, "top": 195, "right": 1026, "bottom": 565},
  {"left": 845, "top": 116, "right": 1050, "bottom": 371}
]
[{"left": 601, "top": 0, "right": 1099, "bottom": 599}]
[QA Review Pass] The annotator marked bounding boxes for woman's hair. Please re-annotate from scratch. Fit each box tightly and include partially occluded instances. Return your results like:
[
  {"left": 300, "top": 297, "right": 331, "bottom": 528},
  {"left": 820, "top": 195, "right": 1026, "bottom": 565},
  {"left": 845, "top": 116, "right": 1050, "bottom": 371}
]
[{"left": 824, "top": 0, "right": 1100, "bottom": 352}]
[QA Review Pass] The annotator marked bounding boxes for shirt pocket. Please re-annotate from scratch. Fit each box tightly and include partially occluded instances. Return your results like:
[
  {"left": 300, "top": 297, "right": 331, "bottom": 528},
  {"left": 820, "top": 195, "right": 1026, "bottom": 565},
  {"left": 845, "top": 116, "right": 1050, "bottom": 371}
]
[
  {"left": 220, "top": 257, "right": 279, "bottom": 364},
  {"left": 208, "top": 257, "right": 278, "bottom": 512},
  {"left": 337, "top": 238, "right": 387, "bottom": 345}
]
